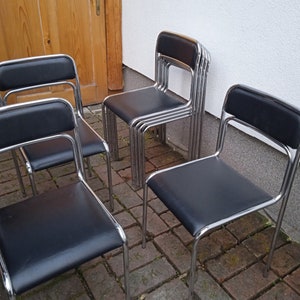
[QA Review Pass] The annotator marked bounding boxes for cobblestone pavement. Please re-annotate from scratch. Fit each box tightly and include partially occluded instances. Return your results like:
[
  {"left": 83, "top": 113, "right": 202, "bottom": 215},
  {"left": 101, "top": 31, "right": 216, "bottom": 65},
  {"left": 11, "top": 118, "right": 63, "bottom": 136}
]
[{"left": 0, "top": 106, "right": 300, "bottom": 300}]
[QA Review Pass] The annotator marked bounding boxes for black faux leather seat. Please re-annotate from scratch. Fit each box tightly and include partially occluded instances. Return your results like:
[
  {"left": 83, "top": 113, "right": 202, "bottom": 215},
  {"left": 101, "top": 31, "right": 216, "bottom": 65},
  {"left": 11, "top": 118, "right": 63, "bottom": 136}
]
[
  {"left": 102, "top": 31, "right": 210, "bottom": 188},
  {"left": 0, "top": 54, "right": 113, "bottom": 210},
  {"left": 142, "top": 84, "right": 300, "bottom": 299},
  {"left": 0, "top": 99, "right": 130, "bottom": 299}
]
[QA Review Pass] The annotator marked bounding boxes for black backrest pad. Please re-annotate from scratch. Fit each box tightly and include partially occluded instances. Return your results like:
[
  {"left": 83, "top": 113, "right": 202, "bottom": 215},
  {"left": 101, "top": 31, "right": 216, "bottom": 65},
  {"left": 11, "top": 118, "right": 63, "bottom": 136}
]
[
  {"left": 0, "top": 56, "right": 76, "bottom": 91},
  {"left": 156, "top": 31, "right": 199, "bottom": 69},
  {"left": 225, "top": 85, "right": 300, "bottom": 149},
  {"left": 0, "top": 99, "right": 75, "bottom": 149}
]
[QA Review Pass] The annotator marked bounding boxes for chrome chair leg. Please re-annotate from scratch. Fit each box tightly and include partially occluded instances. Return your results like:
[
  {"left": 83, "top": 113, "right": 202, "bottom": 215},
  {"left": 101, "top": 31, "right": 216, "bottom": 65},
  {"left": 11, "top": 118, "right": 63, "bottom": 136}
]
[
  {"left": 123, "top": 241, "right": 130, "bottom": 300},
  {"left": 188, "top": 237, "right": 201, "bottom": 299},
  {"left": 11, "top": 150, "right": 26, "bottom": 197},
  {"left": 27, "top": 167, "right": 38, "bottom": 196},
  {"left": 142, "top": 183, "right": 148, "bottom": 248},
  {"left": 105, "top": 151, "right": 114, "bottom": 211},
  {"left": 264, "top": 195, "right": 289, "bottom": 277}
]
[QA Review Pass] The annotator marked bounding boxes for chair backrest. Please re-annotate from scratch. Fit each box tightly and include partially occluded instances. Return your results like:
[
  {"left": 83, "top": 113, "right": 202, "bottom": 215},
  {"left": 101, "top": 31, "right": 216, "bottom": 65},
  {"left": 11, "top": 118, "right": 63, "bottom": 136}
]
[
  {"left": 156, "top": 31, "right": 200, "bottom": 71},
  {"left": 0, "top": 54, "right": 83, "bottom": 114},
  {"left": 0, "top": 98, "right": 84, "bottom": 176},
  {"left": 154, "top": 31, "right": 210, "bottom": 108},
  {"left": 217, "top": 84, "right": 300, "bottom": 199}
]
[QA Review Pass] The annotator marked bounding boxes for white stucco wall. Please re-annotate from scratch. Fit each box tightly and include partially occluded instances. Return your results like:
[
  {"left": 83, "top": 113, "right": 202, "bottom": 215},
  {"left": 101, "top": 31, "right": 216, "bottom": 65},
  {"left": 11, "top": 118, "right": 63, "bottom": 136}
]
[{"left": 122, "top": 0, "right": 300, "bottom": 117}]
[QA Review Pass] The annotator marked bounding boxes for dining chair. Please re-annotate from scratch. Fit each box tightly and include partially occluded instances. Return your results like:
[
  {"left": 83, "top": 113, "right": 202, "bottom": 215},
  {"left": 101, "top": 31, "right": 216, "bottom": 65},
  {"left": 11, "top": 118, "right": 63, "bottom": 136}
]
[
  {"left": 0, "top": 54, "right": 113, "bottom": 210},
  {"left": 142, "top": 84, "right": 300, "bottom": 298},
  {"left": 0, "top": 98, "right": 130, "bottom": 300},
  {"left": 102, "top": 31, "right": 210, "bottom": 188}
]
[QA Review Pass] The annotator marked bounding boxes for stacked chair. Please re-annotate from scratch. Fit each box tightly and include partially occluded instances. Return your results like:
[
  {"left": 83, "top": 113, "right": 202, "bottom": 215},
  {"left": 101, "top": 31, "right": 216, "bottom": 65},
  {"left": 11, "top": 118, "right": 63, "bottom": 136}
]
[
  {"left": 102, "top": 31, "right": 210, "bottom": 188},
  {"left": 0, "top": 54, "right": 114, "bottom": 210},
  {"left": 0, "top": 98, "right": 130, "bottom": 299},
  {"left": 142, "top": 84, "right": 300, "bottom": 299}
]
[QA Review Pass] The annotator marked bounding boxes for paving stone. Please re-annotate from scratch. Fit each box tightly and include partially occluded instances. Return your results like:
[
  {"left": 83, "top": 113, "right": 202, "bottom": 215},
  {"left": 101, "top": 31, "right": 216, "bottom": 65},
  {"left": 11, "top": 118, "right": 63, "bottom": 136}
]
[
  {"left": 267, "top": 242, "right": 300, "bottom": 277},
  {"left": 108, "top": 242, "right": 161, "bottom": 276},
  {"left": 113, "top": 183, "right": 142, "bottom": 209},
  {"left": 35, "top": 179, "right": 57, "bottom": 194},
  {"left": 0, "top": 178, "right": 20, "bottom": 195},
  {"left": 131, "top": 206, "right": 168, "bottom": 238},
  {"left": 257, "top": 282, "right": 300, "bottom": 300},
  {"left": 194, "top": 268, "right": 232, "bottom": 300},
  {"left": 145, "top": 144, "right": 172, "bottom": 159},
  {"left": 94, "top": 164, "right": 124, "bottom": 186},
  {"left": 20, "top": 273, "right": 87, "bottom": 300},
  {"left": 82, "top": 263, "right": 125, "bottom": 300},
  {"left": 160, "top": 210, "right": 181, "bottom": 228},
  {"left": 0, "top": 190, "right": 26, "bottom": 208},
  {"left": 243, "top": 226, "right": 287, "bottom": 258},
  {"left": 155, "top": 232, "right": 191, "bottom": 273},
  {"left": 55, "top": 173, "right": 78, "bottom": 187},
  {"left": 85, "top": 176, "right": 105, "bottom": 191},
  {"left": 49, "top": 163, "right": 76, "bottom": 178},
  {"left": 137, "top": 186, "right": 157, "bottom": 201},
  {"left": 206, "top": 244, "right": 257, "bottom": 282},
  {"left": 148, "top": 197, "right": 168, "bottom": 214},
  {"left": 223, "top": 262, "right": 278, "bottom": 299},
  {"left": 0, "top": 157, "right": 16, "bottom": 171},
  {"left": 226, "top": 212, "right": 269, "bottom": 241},
  {"left": 284, "top": 267, "right": 300, "bottom": 294},
  {"left": 149, "top": 151, "right": 184, "bottom": 169},
  {"left": 145, "top": 278, "right": 189, "bottom": 300},
  {"left": 0, "top": 168, "right": 25, "bottom": 183},
  {"left": 94, "top": 187, "right": 111, "bottom": 203},
  {"left": 126, "top": 257, "right": 176, "bottom": 298},
  {"left": 111, "top": 156, "right": 131, "bottom": 171},
  {"left": 173, "top": 225, "right": 194, "bottom": 246},
  {"left": 197, "top": 228, "right": 237, "bottom": 263},
  {"left": 118, "top": 167, "right": 132, "bottom": 181},
  {"left": 124, "top": 225, "right": 143, "bottom": 247},
  {"left": 114, "top": 210, "right": 137, "bottom": 228}
]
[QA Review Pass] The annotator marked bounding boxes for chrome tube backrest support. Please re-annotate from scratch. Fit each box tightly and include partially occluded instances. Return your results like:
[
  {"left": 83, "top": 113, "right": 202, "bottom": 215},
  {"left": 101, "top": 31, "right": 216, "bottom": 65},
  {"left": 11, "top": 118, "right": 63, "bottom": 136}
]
[
  {"left": 0, "top": 98, "right": 84, "bottom": 179},
  {"left": 0, "top": 54, "right": 83, "bottom": 115},
  {"left": 216, "top": 84, "right": 300, "bottom": 200}
]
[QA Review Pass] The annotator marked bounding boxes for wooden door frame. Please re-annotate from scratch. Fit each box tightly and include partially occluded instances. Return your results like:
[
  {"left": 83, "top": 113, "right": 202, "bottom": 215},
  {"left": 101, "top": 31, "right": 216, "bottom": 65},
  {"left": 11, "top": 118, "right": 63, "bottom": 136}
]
[{"left": 105, "top": 0, "right": 123, "bottom": 91}]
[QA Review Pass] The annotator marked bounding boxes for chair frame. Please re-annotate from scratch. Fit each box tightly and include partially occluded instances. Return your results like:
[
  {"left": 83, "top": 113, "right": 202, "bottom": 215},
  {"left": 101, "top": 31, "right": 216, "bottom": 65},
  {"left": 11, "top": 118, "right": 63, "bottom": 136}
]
[
  {"left": 0, "top": 98, "right": 130, "bottom": 299},
  {"left": 0, "top": 54, "right": 113, "bottom": 209},
  {"left": 142, "top": 84, "right": 300, "bottom": 298},
  {"left": 102, "top": 31, "right": 210, "bottom": 187}
]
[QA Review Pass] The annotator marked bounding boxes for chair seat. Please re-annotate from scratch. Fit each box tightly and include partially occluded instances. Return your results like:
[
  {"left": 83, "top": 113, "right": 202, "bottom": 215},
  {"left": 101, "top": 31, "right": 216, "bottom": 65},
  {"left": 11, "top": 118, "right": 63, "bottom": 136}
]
[
  {"left": 0, "top": 181, "right": 123, "bottom": 294},
  {"left": 147, "top": 156, "right": 272, "bottom": 236},
  {"left": 22, "top": 117, "right": 107, "bottom": 171},
  {"left": 104, "top": 86, "right": 186, "bottom": 125}
]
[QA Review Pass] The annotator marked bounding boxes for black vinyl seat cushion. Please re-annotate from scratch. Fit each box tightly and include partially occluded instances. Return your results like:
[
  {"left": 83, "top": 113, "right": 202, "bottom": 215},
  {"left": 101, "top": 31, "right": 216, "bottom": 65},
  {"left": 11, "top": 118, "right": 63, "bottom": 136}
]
[
  {"left": 104, "top": 86, "right": 186, "bottom": 125},
  {"left": 22, "top": 117, "right": 107, "bottom": 171},
  {"left": 0, "top": 181, "right": 123, "bottom": 294},
  {"left": 147, "top": 156, "right": 272, "bottom": 236}
]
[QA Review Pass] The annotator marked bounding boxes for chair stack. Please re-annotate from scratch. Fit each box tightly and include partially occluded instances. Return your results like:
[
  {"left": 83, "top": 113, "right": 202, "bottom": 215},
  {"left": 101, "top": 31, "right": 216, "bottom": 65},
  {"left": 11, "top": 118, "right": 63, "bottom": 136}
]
[{"left": 102, "top": 31, "right": 210, "bottom": 188}]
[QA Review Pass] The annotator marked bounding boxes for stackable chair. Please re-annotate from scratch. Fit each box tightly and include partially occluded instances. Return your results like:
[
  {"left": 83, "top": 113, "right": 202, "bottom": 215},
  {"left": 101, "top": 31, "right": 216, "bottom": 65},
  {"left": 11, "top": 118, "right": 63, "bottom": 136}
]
[
  {"left": 0, "top": 98, "right": 130, "bottom": 300},
  {"left": 102, "top": 31, "right": 210, "bottom": 188},
  {"left": 142, "top": 84, "right": 300, "bottom": 298},
  {"left": 0, "top": 54, "right": 113, "bottom": 210}
]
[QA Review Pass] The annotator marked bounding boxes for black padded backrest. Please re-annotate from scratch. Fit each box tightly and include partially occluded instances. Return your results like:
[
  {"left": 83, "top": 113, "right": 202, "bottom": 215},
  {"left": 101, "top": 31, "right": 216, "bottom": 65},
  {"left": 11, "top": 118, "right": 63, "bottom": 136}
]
[
  {"left": 225, "top": 85, "right": 300, "bottom": 149},
  {"left": 0, "top": 99, "right": 75, "bottom": 149},
  {"left": 0, "top": 55, "right": 76, "bottom": 91},
  {"left": 156, "top": 31, "right": 199, "bottom": 70}
]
